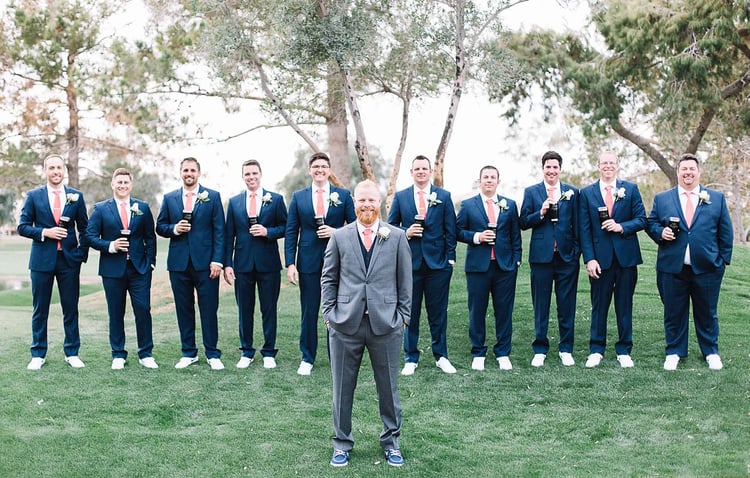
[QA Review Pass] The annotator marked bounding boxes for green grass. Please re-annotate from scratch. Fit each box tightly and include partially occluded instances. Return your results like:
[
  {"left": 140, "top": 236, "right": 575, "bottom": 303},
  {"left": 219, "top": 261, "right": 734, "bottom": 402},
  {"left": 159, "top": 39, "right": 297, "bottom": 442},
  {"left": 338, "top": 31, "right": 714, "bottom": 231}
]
[{"left": 0, "top": 234, "right": 748, "bottom": 477}]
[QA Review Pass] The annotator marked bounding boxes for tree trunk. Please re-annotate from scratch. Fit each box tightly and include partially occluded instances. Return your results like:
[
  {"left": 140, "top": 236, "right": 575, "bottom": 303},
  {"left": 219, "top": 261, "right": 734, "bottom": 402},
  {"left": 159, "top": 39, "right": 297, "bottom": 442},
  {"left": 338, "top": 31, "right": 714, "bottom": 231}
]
[
  {"left": 610, "top": 120, "right": 678, "bottom": 186},
  {"left": 327, "top": 65, "right": 350, "bottom": 187},
  {"left": 434, "top": 0, "right": 467, "bottom": 188},
  {"left": 385, "top": 90, "right": 412, "bottom": 214},
  {"left": 65, "top": 50, "right": 80, "bottom": 188},
  {"left": 340, "top": 66, "right": 375, "bottom": 181}
]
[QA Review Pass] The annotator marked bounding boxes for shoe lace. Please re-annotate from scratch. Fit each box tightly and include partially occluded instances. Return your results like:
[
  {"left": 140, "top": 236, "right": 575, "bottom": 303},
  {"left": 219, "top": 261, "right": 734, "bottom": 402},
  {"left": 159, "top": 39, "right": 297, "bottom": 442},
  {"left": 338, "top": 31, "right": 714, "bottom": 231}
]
[
  {"left": 333, "top": 449, "right": 347, "bottom": 458},
  {"left": 387, "top": 449, "right": 402, "bottom": 458}
]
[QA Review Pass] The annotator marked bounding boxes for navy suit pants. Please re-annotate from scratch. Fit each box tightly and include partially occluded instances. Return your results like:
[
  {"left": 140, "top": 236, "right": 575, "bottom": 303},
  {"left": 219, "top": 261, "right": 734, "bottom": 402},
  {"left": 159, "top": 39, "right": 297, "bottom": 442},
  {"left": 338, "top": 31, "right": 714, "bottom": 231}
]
[
  {"left": 235, "top": 270, "right": 280, "bottom": 358},
  {"left": 404, "top": 263, "right": 453, "bottom": 363},
  {"left": 102, "top": 262, "right": 154, "bottom": 359},
  {"left": 588, "top": 258, "right": 637, "bottom": 356},
  {"left": 299, "top": 270, "right": 323, "bottom": 363},
  {"left": 466, "top": 262, "right": 517, "bottom": 358},
  {"left": 529, "top": 253, "right": 579, "bottom": 354},
  {"left": 169, "top": 261, "right": 221, "bottom": 359}
]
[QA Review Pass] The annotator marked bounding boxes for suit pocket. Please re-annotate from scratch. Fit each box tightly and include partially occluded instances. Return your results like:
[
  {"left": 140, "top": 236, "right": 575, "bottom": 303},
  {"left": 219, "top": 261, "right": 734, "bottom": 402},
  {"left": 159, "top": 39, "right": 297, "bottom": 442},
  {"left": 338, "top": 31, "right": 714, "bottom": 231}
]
[
  {"left": 337, "top": 295, "right": 350, "bottom": 303},
  {"left": 384, "top": 295, "right": 397, "bottom": 304}
]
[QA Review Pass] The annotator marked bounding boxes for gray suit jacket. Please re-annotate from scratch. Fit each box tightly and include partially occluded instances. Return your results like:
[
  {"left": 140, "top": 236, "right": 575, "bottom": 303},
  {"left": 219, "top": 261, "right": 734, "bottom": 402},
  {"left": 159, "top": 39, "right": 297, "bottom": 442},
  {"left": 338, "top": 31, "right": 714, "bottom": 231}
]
[{"left": 321, "top": 222, "right": 412, "bottom": 336}]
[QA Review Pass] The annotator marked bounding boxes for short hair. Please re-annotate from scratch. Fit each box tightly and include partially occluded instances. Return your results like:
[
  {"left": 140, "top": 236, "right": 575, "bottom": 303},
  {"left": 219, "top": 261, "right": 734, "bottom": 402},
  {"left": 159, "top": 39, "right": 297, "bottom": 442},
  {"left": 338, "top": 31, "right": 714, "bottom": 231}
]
[
  {"left": 112, "top": 168, "right": 132, "bottom": 180},
  {"left": 541, "top": 150, "right": 563, "bottom": 167},
  {"left": 43, "top": 154, "right": 64, "bottom": 168},
  {"left": 242, "top": 159, "right": 262, "bottom": 174},
  {"left": 598, "top": 151, "right": 618, "bottom": 163},
  {"left": 412, "top": 155, "right": 432, "bottom": 168},
  {"left": 677, "top": 153, "right": 700, "bottom": 168},
  {"left": 354, "top": 179, "right": 380, "bottom": 199},
  {"left": 479, "top": 165, "right": 499, "bottom": 178},
  {"left": 180, "top": 157, "right": 201, "bottom": 171},
  {"left": 308, "top": 152, "right": 331, "bottom": 167}
]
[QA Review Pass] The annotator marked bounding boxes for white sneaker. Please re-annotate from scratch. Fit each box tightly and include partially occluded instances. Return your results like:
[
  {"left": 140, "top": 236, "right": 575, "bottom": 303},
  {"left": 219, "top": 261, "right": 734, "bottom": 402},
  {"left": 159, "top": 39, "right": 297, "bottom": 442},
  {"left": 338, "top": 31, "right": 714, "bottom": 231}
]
[
  {"left": 435, "top": 357, "right": 457, "bottom": 374},
  {"left": 471, "top": 357, "right": 485, "bottom": 371},
  {"left": 111, "top": 358, "right": 126, "bottom": 370},
  {"left": 263, "top": 357, "right": 277, "bottom": 369},
  {"left": 497, "top": 356, "right": 513, "bottom": 370},
  {"left": 401, "top": 362, "right": 417, "bottom": 376},
  {"left": 207, "top": 358, "right": 225, "bottom": 370},
  {"left": 616, "top": 355, "right": 634, "bottom": 368},
  {"left": 663, "top": 354, "right": 680, "bottom": 371},
  {"left": 585, "top": 353, "right": 603, "bottom": 368},
  {"left": 559, "top": 352, "right": 575, "bottom": 366},
  {"left": 236, "top": 357, "right": 253, "bottom": 369},
  {"left": 175, "top": 356, "right": 199, "bottom": 369},
  {"left": 27, "top": 357, "right": 45, "bottom": 371},
  {"left": 531, "top": 353, "right": 546, "bottom": 367},
  {"left": 138, "top": 357, "right": 159, "bottom": 369},
  {"left": 297, "top": 361, "right": 313, "bottom": 376},
  {"left": 706, "top": 354, "right": 723, "bottom": 371},
  {"left": 65, "top": 356, "right": 85, "bottom": 368}
]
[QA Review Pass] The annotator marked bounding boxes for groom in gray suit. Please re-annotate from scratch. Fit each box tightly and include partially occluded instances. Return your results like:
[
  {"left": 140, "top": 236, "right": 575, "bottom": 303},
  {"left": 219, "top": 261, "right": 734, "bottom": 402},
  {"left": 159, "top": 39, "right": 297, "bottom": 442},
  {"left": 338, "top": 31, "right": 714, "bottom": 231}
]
[{"left": 321, "top": 180, "right": 412, "bottom": 468}]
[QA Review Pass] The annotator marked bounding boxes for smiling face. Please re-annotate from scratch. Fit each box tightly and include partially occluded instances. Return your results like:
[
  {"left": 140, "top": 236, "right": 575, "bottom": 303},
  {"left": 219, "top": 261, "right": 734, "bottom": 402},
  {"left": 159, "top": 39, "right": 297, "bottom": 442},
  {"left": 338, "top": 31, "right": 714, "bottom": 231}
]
[
  {"left": 677, "top": 157, "right": 701, "bottom": 191},
  {"left": 180, "top": 159, "right": 201, "bottom": 189},
  {"left": 479, "top": 166, "right": 499, "bottom": 197},
  {"left": 598, "top": 152, "right": 618, "bottom": 183},
  {"left": 542, "top": 158, "right": 560, "bottom": 186},
  {"left": 111, "top": 173, "right": 133, "bottom": 201},
  {"left": 410, "top": 158, "right": 432, "bottom": 189},
  {"left": 243, "top": 164, "right": 262, "bottom": 192},
  {"left": 44, "top": 155, "right": 66, "bottom": 188},
  {"left": 354, "top": 181, "right": 381, "bottom": 227},
  {"left": 308, "top": 158, "right": 331, "bottom": 186}
]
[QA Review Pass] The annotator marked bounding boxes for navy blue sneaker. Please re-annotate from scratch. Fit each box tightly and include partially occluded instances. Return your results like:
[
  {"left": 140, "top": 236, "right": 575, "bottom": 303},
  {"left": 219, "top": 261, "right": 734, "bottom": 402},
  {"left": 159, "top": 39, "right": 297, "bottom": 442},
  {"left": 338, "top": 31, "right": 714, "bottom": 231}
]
[
  {"left": 330, "top": 449, "right": 349, "bottom": 467},
  {"left": 385, "top": 449, "right": 404, "bottom": 467}
]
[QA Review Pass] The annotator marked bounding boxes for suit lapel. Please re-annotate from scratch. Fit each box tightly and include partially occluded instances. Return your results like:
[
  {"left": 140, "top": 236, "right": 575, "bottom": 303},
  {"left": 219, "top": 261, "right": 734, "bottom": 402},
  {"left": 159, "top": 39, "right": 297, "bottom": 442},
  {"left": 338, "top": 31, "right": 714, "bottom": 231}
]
[
  {"left": 106, "top": 199, "right": 124, "bottom": 229},
  {"left": 346, "top": 226, "right": 367, "bottom": 275},
  {"left": 669, "top": 188, "right": 687, "bottom": 226},
  {"left": 475, "top": 195, "right": 489, "bottom": 223},
  {"left": 691, "top": 187, "right": 705, "bottom": 227}
]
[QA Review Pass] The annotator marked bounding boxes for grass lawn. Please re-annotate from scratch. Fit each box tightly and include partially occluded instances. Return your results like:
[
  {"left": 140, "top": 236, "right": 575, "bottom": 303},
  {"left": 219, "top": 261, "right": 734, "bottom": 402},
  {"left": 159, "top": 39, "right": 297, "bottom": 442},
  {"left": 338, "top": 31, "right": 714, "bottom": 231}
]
[{"left": 0, "top": 233, "right": 748, "bottom": 477}]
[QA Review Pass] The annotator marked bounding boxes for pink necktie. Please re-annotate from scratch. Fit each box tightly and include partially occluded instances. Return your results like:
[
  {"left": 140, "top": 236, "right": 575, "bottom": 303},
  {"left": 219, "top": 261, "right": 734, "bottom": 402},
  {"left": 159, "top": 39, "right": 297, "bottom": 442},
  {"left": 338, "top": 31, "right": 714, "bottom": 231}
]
[
  {"left": 684, "top": 192, "right": 695, "bottom": 226},
  {"left": 605, "top": 186, "right": 614, "bottom": 216},
  {"left": 119, "top": 201, "right": 129, "bottom": 230},
  {"left": 185, "top": 191, "right": 194, "bottom": 211},
  {"left": 417, "top": 191, "right": 427, "bottom": 217},
  {"left": 248, "top": 192, "right": 257, "bottom": 216},
  {"left": 53, "top": 191, "right": 62, "bottom": 250},
  {"left": 485, "top": 199, "right": 496, "bottom": 260},
  {"left": 316, "top": 189, "right": 325, "bottom": 217},
  {"left": 547, "top": 187, "right": 557, "bottom": 250},
  {"left": 363, "top": 228, "right": 373, "bottom": 251}
]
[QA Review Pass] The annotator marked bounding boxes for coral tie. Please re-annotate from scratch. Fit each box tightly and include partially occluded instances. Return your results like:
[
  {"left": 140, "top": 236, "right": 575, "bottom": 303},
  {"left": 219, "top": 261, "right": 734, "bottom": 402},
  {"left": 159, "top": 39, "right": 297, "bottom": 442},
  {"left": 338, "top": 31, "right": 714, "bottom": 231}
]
[
  {"left": 316, "top": 189, "right": 325, "bottom": 217},
  {"left": 684, "top": 192, "right": 695, "bottom": 227},
  {"left": 363, "top": 228, "right": 373, "bottom": 251},
  {"left": 119, "top": 201, "right": 129, "bottom": 230},
  {"left": 185, "top": 191, "right": 194, "bottom": 211},
  {"left": 417, "top": 191, "right": 427, "bottom": 217},
  {"left": 53, "top": 190, "right": 62, "bottom": 250},
  {"left": 605, "top": 186, "right": 614, "bottom": 216},
  {"left": 485, "top": 199, "right": 496, "bottom": 260},
  {"left": 248, "top": 192, "right": 257, "bottom": 216}
]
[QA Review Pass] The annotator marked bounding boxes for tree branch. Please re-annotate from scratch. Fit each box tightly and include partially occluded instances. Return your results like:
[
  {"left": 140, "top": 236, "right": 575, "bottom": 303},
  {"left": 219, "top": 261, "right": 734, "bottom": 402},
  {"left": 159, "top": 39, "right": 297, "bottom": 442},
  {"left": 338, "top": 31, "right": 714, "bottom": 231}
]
[{"left": 610, "top": 119, "right": 677, "bottom": 185}]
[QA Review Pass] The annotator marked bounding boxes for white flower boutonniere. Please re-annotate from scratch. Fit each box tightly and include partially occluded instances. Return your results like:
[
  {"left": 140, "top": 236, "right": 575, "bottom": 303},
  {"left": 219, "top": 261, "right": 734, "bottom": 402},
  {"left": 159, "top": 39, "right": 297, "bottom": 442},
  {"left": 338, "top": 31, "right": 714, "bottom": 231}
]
[
  {"left": 614, "top": 187, "right": 626, "bottom": 201},
  {"left": 377, "top": 226, "right": 391, "bottom": 243},
  {"left": 130, "top": 203, "right": 143, "bottom": 217},
  {"left": 698, "top": 190, "right": 711, "bottom": 205},
  {"left": 261, "top": 192, "right": 272, "bottom": 205},
  {"left": 559, "top": 190, "right": 575, "bottom": 201},
  {"left": 329, "top": 191, "right": 342, "bottom": 207},
  {"left": 196, "top": 191, "right": 210, "bottom": 203},
  {"left": 427, "top": 191, "right": 442, "bottom": 207},
  {"left": 497, "top": 198, "right": 509, "bottom": 212},
  {"left": 65, "top": 193, "right": 79, "bottom": 205}
]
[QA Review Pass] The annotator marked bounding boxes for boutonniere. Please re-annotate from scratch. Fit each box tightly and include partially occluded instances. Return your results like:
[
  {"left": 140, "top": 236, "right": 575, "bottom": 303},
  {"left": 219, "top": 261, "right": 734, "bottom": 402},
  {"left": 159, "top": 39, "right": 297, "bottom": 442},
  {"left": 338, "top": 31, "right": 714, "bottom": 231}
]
[
  {"left": 698, "top": 190, "right": 711, "bottom": 205},
  {"left": 130, "top": 203, "right": 143, "bottom": 217},
  {"left": 329, "top": 191, "right": 342, "bottom": 207},
  {"left": 196, "top": 191, "right": 210, "bottom": 203},
  {"left": 614, "top": 187, "right": 626, "bottom": 201},
  {"left": 427, "top": 191, "right": 442, "bottom": 207},
  {"left": 65, "top": 193, "right": 79, "bottom": 205},
  {"left": 497, "top": 198, "right": 509, "bottom": 212},
  {"left": 377, "top": 226, "right": 391, "bottom": 243},
  {"left": 559, "top": 190, "right": 574, "bottom": 201},
  {"left": 261, "top": 192, "right": 272, "bottom": 205}
]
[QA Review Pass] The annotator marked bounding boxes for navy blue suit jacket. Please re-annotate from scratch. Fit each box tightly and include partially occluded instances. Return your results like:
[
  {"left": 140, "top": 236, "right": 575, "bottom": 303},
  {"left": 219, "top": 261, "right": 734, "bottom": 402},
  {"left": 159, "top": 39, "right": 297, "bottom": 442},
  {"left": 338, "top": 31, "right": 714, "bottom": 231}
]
[
  {"left": 284, "top": 185, "right": 355, "bottom": 274},
  {"left": 225, "top": 189, "right": 287, "bottom": 273},
  {"left": 579, "top": 180, "right": 646, "bottom": 269},
  {"left": 519, "top": 182, "right": 580, "bottom": 264},
  {"left": 387, "top": 185, "right": 457, "bottom": 270},
  {"left": 86, "top": 198, "right": 156, "bottom": 277},
  {"left": 18, "top": 186, "right": 89, "bottom": 271},
  {"left": 156, "top": 186, "right": 225, "bottom": 271},
  {"left": 456, "top": 194, "right": 522, "bottom": 272},
  {"left": 646, "top": 187, "right": 733, "bottom": 274}
]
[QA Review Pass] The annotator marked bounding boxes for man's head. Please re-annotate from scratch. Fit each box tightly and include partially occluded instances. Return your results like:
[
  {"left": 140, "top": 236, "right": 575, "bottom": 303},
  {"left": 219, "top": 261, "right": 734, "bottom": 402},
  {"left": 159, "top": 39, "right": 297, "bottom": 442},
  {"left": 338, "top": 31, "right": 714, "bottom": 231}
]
[
  {"left": 354, "top": 180, "right": 381, "bottom": 226},
  {"left": 242, "top": 159, "right": 262, "bottom": 192},
  {"left": 180, "top": 157, "right": 201, "bottom": 189},
  {"left": 598, "top": 151, "right": 619, "bottom": 183},
  {"left": 541, "top": 151, "right": 562, "bottom": 186},
  {"left": 43, "top": 154, "right": 66, "bottom": 187},
  {"left": 478, "top": 165, "right": 499, "bottom": 197},
  {"left": 410, "top": 155, "right": 433, "bottom": 189},
  {"left": 677, "top": 153, "right": 701, "bottom": 191},
  {"left": 111, "top": 168, "right": 133, "bottom": 201},
  {"left": 308, "top": 152, "right": 331, "bottom": 186}
]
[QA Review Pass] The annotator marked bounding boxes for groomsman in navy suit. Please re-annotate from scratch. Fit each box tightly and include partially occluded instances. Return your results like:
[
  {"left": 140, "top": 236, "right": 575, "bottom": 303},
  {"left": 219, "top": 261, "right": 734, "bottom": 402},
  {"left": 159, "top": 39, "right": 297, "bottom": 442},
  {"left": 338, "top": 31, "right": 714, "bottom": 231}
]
[
  {"left": 520, "top": 151, "right": 580, "bottom": 367},
  {"left": 157, "top": 157, "right": 226, "bottom": 370},
  {"left": 285, "top": 152, "right": 356, "bottom": 375},
  {"left": 86, "top": 168, "right": 158, "bottom": 370},
  {"left": 224, "top": 160, "right": 287, "bottom": 370},
  {"left": 18, "top": 154, "right": 89, "bottom": 370},
  {"left": 388, "top": 155, "right": 458, "bottom": 375},
  {"left": 456, "top": 166, "right": 522, "bottom": 371},
  {"left": 646, "top": 153, "right": 733, "bottom": 371},
  {"left": 579, "top": 152, "right": 646, "bottom": 369}
]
